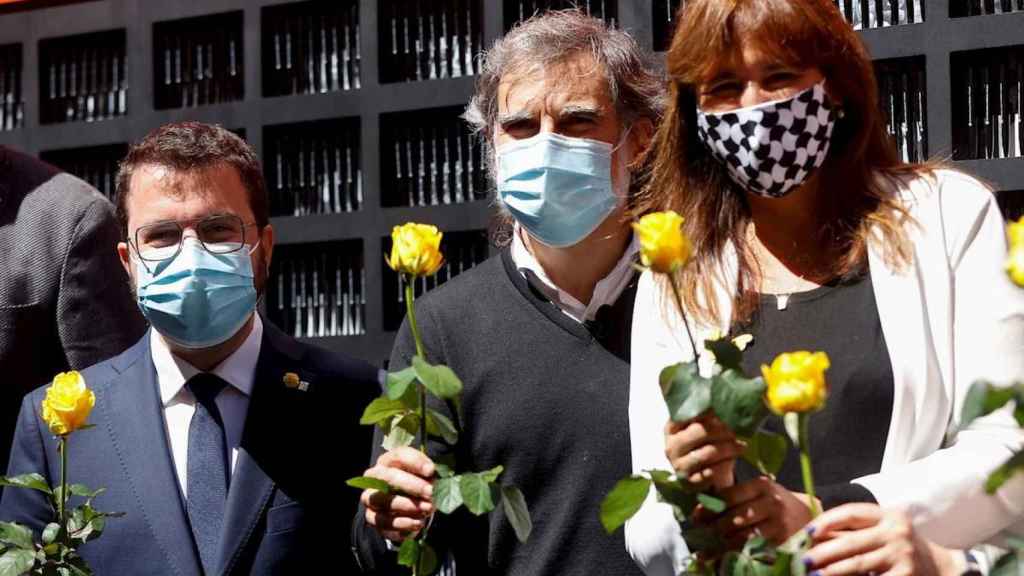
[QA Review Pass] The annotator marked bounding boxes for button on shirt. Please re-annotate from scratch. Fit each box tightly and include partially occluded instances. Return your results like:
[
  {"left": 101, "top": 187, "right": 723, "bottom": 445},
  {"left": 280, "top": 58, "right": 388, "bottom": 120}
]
[
  {"left": 510, "top": 224, "right": 640, "bottom": 323},
  {"left": 151, "top": 314, "right": 263, "bottom": 498}
]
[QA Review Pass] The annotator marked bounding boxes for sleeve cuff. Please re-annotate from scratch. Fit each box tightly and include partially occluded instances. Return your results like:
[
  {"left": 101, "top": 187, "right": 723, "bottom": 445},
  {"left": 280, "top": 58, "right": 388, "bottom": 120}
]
[{"left": 816, "top": 482, "right": 877, "bottom": 510}]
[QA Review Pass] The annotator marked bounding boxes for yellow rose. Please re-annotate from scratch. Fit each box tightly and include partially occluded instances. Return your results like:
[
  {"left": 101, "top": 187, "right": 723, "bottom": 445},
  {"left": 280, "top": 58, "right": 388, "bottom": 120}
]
[
  {"left": 632, "top": 211, "right": 691, "bottom": 274},
  {"left": 1008, "top": 217, "right": 1024, "bottom": 251},
  {"left": 386, "top": 223, "right": 444, "bottom": 277},
  {"left": 761, "top": 351, "right": 830, "bottom": 415},
  {"left": 40, "top": 371, "right": 95, "bottom": 436},
  {"left": 1007, "top": 246, "right": 1024, "bottom": 288}
]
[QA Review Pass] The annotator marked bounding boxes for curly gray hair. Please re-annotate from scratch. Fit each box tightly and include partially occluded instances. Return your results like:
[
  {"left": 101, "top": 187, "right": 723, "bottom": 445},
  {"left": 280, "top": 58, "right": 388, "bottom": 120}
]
[{"left": 463, "top": 10, "right": 666, "bottom": 244}]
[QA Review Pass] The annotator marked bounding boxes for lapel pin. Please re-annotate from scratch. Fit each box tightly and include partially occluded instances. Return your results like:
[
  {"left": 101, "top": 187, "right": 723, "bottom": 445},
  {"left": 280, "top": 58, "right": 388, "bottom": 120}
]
[{"left": 283, "top": 372, "right": 310, "bottom": 392}]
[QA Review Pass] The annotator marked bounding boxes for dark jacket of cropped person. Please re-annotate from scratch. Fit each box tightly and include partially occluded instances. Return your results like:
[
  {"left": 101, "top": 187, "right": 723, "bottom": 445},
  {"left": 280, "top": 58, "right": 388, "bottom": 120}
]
[{"left": 0, "top": 146, "right": 146, "bottom": 470}]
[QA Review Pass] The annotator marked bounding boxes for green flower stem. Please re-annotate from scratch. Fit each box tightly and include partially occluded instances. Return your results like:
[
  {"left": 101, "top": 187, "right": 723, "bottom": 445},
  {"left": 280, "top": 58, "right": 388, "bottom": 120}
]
[
  {"left": 667, "top": 274, "right": 700, "bottom": 361},
  {"left": 404, "top": 275, "right": 431, "bottom": 576},
  {"left": 797, "top": 413, "right": 820, "bottom": 518},
  {"left": 58, "top": 435, "right": 69, "bottom": 545}
]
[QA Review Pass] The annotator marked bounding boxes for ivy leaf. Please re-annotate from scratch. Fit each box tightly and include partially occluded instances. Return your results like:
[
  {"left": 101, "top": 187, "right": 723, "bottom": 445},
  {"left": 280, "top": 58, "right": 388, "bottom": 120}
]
[
  {"left": 68, "top": 484, "right": 103, "bottom": 500},
  {"left": 346, "top": 476, "right": 391, "bottom": 494},
  {"left": 599, "top": 475, "right": 651, "bottom": 534},
  {"left": 711, "top": 370, "right": 768, "bottom": 437},
  {"left": 412, "top": 356, "right": 463, "bottom": 400},
  {"left": 705, "top": 339, "right": 743, "bottom": 372},
  {"left": 382, "top": 414, "right": 418, "bottom": 451},
  {"left": 696, "top": 493, "right": 727, "bottom": 514},
  {"left": 478, "top": 465, "right": 504, "bottom": 484},
  {"left": 434, "top": 463, "right": 455, "bottom": 478},
  {"left": 680, "top": 524, "right": 722, "bottom": 553},
  {"left": 459, "top": 473, "right": 498, "bottom": 515},
  {"left": 397, "top": 539, "right": 438, "bottom": 574},
  {"left": 0, "top": 474, "right": 52, "bottom": 495},
  {"left": 742, "top": 430, "right": 788, "bottom": 477},
  {"left": 661, "top": 362, "right": 712, "bottom": 423},
  {"left": 386, "top": 367, "right": 418, "bottom": 401},
  {"left": 501, "top": 486, "right": 532, "bottom": 543},
  {"left": 360, "top": 397, "right": 407, "bottom": 426},
  {"left": 961, "top": 381, "right": 1018, "bottom": 429},
  {"left": 647, "top": 470, "right": 698, "bottom": 516},
  {"left": 0, "top": 523, "right": 32, "bottom": 550},
  {"left": 433, "top": 476, "right": 463, "bottom": 514},
  {"left": 41, "top": 523, "right": 60, "bottom": 546},
  {"left": 0, "top": 548, "right": 35, "bottom": 576},
  {"left": 985, "top": 449, "right": 1024, "bottom": 494},
  {"left": 425, "top": 409, "right": 459, "bottom": 445}
]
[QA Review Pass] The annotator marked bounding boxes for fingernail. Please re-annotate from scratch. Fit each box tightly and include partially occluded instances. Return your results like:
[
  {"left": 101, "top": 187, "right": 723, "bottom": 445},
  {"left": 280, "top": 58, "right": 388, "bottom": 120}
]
[
  {"left": 805, "top": 525, "right": 816, "bottom": 537},
  {"left": 423, "top": 485, "right": 433, "bottom": 498},
  {"left": 420, "top": 501, "right": 434, "bottom": 512}
]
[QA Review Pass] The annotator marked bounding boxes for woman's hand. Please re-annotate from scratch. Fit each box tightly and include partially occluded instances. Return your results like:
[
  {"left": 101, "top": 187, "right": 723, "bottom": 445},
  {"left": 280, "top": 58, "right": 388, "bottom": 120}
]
[
  {"left": 664, "top": 414, "right": 745, "bottom": 491},
  {"left": 360, "top": 447, "right": 436, "bottom": 543},
  {"left": 803, "top": 503, "right": 962, "bottom": 576},
  {"left": 702, "top": 477, "right": 817, "bottom": 546}
]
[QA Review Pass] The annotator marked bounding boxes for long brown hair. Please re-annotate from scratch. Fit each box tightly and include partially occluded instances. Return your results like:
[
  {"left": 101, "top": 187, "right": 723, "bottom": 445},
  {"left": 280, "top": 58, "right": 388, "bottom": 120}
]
[{"left": 636, "top": 0, "right": 927, "bottom": 326}]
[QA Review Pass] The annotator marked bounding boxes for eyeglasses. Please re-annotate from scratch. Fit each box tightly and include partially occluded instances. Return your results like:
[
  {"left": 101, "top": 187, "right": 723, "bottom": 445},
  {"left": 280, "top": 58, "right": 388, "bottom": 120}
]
[{"left": 131, "top": 214, "right": 259, "bottom": 262}]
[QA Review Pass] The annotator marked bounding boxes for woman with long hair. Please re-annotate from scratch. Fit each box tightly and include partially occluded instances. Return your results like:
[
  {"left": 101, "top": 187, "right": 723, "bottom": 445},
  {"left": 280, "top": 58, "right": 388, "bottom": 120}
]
[{"left": 624, "top": 0, "right": 1024, "bottom": 574}]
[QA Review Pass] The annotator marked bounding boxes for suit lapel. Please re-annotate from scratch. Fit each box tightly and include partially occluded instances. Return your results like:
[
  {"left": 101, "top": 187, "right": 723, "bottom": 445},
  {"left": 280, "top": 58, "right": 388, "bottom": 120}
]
[
  {"left": 103, "top": 333, "right": 203, "bottom": 576},
  {"left": 217, "top": 321, "right": 306, "bottom": 574}
]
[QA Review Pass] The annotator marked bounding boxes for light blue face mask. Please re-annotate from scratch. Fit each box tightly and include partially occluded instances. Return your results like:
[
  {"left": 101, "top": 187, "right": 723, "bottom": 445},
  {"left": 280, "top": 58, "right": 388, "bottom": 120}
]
[
  {"left": 496, "top": 130, "right": 629, "bottom": 248},
  {"left": 134, "top": 237, "right": 258, "bottom": 349}
]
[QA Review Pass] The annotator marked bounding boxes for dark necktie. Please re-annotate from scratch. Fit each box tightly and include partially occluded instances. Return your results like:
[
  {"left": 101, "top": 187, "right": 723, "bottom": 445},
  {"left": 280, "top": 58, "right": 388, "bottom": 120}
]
[{"left": 186, "top": 373, "right": 230, "bottom": 574}]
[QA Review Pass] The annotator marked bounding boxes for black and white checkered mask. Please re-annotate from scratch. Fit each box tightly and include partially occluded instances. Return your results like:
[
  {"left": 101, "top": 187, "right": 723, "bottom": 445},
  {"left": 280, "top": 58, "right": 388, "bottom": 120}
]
[{"left": 696, "top": 81, "right": 838, "bottom": 198}]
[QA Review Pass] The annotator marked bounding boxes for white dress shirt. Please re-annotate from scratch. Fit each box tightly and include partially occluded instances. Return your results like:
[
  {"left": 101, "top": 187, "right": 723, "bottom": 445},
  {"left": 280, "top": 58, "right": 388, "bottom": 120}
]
[
  {"left": 151, "top": 314, "right": 263, "bottom": 498},
  {"left": 510, "top": 224, "right": 640, "bottom": 323}
]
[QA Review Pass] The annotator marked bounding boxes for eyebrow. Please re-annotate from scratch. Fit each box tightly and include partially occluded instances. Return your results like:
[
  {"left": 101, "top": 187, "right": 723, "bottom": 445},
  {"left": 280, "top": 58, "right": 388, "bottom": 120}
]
[
  {"left": 557, "top": 104, "right": 602, "bottom": 120},
  {"left": 496, "top": 109, "right": 535, "bottom": 127}
]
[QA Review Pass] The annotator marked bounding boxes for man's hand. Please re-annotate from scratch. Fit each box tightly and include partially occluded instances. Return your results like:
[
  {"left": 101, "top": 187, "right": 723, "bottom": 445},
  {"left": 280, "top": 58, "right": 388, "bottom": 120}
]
[
  {"left": 704, "top": 477, "right": 817, "bottom": 546},
  {"left": 361, "top": 447, "right": 437, "bottom": 543},
  {"left": 664, "top": 414, "right": 744, "bottom": 491}
]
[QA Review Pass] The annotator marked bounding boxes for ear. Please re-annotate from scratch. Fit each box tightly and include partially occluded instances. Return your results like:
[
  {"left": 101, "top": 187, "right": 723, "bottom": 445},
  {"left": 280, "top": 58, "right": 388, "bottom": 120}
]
[
  {"left": 260, "top": 224, "right": 275, "bottom": 273},
  {"left": 117, "top": 241, "right": 132, "bottom": 277},
  {"left": 627, "top": 118, "right": 655, "bottom": 168}
]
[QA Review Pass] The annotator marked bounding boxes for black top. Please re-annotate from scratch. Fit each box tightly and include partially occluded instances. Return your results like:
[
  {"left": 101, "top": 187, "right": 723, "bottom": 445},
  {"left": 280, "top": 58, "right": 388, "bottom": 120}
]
[
  {"left": 734, "top": 272, "right": 894, "bottom": 508},
  {"left": 353, "top": 248, "right": 645, "bottom": 576}
]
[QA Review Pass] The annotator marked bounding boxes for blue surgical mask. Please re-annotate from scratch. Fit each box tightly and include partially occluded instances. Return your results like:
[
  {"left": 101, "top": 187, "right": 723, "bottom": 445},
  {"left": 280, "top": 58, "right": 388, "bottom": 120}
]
[
  {"left": 496, "top": 131, "right": 629, "bottom": 248},
  {"left": 134, "top": 237, "right": 258, "bottom": 349}
]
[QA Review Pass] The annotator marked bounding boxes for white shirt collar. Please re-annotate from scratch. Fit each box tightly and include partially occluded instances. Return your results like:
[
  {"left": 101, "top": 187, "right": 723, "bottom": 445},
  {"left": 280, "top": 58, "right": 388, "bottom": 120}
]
[
  {"left": 510, "top": 224, "right": 640, "bottom": 323},
  {"left": 151, "top": 314, "right": 264, "bottom": 406}
]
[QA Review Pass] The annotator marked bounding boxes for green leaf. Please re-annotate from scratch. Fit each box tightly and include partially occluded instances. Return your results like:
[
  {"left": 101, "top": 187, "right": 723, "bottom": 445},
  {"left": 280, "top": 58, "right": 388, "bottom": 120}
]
[
  {"left": 433, "top": 476, "right": 463, "bottom": 514},
  {"left": 345, "top": 476, "right": 391, "bottom": 494},
  {"left": 662, "top": 362, "right": 712, "bottom": 423},
  {"left": 985, "top": 449, "right": 1024, "bottom": 494},
  {"left": 68, "top": 485, "right": 103, "bottom": 500},
  {"left": 501, "top": 486, "right": 532, "bottom": 543},
  {"left": 425, "top": 409, "right": 459, "bottom": 445},
  {"left": 478, "top": 465, "right": 504, "bottom": 484},
  {"left": 360, "top": 397, "right": 407, "bottom": 426},
  {"left": 397, "top": 538, "right": 438, "bottom": 574},
  {"left": 599, "top": 475, "right": 651, "bottom": 534},
  {"left": 459, "top": 473, "right": 498, "bottom": 515},
  {"left": 0, "top": 524, "right": 32, "bottom": 550},
  {"left": 696, "top": 492, "right": 727, "bottom": 514},
  {"left": 961, "top": 381, "right": 1018, "bottom": 428},
  {"left": 0, "top": 548, "right": 34, "bottom": 576},
  {"left": 680, "top": 524, "right": 722, "bottom": 553},
  {"left": 417, "top": 541, "right": 439, "bottom": 575},
  {"left": 0, "top": 474, "right": 52, "bottom": 496},
  {"left": 705, "top": 338, "right": 743, "bottom": 372},
  {"left": 658, "top": 362, "right": 685, "bottom": 395},
  {"left": 434, "top": 462, "right": 455, "bottom": 478},
  {"left": 412, "top": 356, "right": 463, "bottom": 400},
  {"left": 386, "top": 366, "right": 418, "bottom": 400},
  {"left": 991, "top": 549, "right": 1021, "bottom": 576},
  {"left": 397, "top": 538, "right": 419, "bottom": 568},
  {"left": 711, "top": 370, "right": 768, "bottom": 437},
  {"left": 742, "top": 430, "right": 788, "bottom": 477},
  {"left": 381, "top": 414, "right": 418, "bottom": 451},
  {"left": 41, "top": 523, "right": 60, "bottom": 546},
  {"left": 648, "top": 470, "right": 698, "bottom": 516}
]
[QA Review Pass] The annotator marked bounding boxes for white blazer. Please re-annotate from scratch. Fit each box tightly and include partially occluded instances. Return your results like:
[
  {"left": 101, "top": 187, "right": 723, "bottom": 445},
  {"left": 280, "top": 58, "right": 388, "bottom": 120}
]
[{"left": 625, "top": 170, "right": 1024, "bottom": 575}]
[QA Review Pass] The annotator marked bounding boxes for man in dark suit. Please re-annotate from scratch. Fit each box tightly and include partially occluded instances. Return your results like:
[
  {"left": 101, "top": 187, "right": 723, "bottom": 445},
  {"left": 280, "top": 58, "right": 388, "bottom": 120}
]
[
  {"left": 0, "top": 123, "right": 380, "bottom": 575},
  {"left": 0, "top": 146, "right": 145, "bottom": 470}
]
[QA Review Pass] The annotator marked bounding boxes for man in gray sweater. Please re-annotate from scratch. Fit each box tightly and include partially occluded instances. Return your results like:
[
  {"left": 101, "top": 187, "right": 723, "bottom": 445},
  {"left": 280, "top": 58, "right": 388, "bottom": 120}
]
[
  {"left": 0, "top": 146, "right": 145, "bottom": 469},
  {"left": 353, "top": 10, "right": 665, "bottom": 575}
]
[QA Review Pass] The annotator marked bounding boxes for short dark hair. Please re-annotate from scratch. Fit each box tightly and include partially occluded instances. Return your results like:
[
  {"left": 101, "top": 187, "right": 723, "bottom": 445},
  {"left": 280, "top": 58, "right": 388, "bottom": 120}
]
[{"left": 114, "top": 122, "right": 268, "bottom": 239}]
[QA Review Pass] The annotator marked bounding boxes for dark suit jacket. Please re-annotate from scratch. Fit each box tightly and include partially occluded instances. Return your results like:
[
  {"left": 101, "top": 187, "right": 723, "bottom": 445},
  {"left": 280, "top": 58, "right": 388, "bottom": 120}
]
[
  {"left": 0, "top": 146, "right": 146, "bottom": 469},
  {"left": 0, "top": 321, "right": 381, "bottom": 575}
]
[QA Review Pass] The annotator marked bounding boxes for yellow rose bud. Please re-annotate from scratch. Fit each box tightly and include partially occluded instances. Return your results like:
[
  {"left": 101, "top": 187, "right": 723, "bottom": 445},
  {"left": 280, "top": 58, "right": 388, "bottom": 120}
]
[
  {"left": 1007, "top": 246, "right": 1024, "bottom": 288},
  {"left": 632, "top": 211, "right": 692, "bottom": 274},
  {"left": 761, "top": 351, "right": 830, "bottom": 415},
  {"left": 386, "top": 223, "right": 444, "bottom": 277},
  {"left": 40, "top": 371, "right": 95, "bottom": 436},
  {"left": 1008, "top": 217, "right": 1024, "bottom": 251}
]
